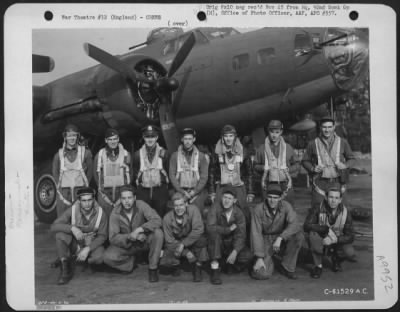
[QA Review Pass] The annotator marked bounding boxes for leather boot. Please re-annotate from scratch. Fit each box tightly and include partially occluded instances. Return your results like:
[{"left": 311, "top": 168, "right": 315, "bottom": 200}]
[
  {"left": 331, "top": 255, "right": 342, "bottom": 272},
  {"left": 148, "top": 268, "right": 159, "bottom": 283},
  {"left": 210, "top": 268, "right": 222, "bottom": 285},
  {"left": 57, "top": 258, "right": 72, "bottom": 285},
  {"left": 192, "top": 264, "right": 202, "bottom": 282},
  {"left": 172, "top": 265, "right": 181, "bottom": 276}
]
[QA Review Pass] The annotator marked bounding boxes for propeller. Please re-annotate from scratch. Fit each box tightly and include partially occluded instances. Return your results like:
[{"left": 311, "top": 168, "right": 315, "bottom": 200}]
[
  {"left": 84, "top": 43, "right": 149, "bottom": 124},
  {"left": 84, "top": 43, "right": 139, "bottom": 83},
  {"left": 158, "top": 32, "right": 196, "bottom": 152},
  {"left": 32, "top": 54, "right": 55, "bottom": 73},
  {"left": 83, "top": 32, "right": 196, "bottom": 151},
  {"left": 167, "top": 32, "right": 195, "bottom": 77}
]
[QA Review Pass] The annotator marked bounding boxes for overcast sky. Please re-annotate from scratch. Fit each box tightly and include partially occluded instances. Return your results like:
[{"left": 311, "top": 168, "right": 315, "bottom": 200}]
[{"left": 32, "top": 28, "right": 151, "bottom": 85}]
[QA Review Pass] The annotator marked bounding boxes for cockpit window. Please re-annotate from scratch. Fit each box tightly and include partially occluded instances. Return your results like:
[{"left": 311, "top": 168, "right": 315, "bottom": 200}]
[
  {"left": 162, "top": 32, "right": 194, "bottom": 56},
  {"left": 162, "top": 28, "right": 240, "bottom": 56},
  {"left": 194, "top": 30, "right": 209, "bottom": 44},
  {"left": 163, "top": 39, "right": 177, "bottom": 56},
  {"left": 294, "top": 33, "right": 312, "bottom": 57},
  {"left": 201, "top": 28, "right": 240, "bottom": 40}
]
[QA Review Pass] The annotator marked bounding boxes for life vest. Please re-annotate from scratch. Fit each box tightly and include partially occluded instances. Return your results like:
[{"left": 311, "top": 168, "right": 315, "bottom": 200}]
[
  {"left": 215, "top": 138, "right": 243, "bottom": 186},
  {"left": 176, "top": 145, "right": 200, "bottom": 189},
  {"left": 318, "top": 202, "right": 348, "bottom": 237},
  {"left": 315, "top": 135, "right": 341, "bottom": 179},
  {"left": 57, "top": 144, "right": 89, "bottom": 205},
  {"left": 264, "top": 137, "right": 289, "bottom": 182},
  {"left": 219, "top": 153, "right": 243, "bottom": 186},
  {"left": 97, "top": 143, "right": 130, "bottom": 188},
  {"left": 58, "top": 145, "right": 88, "bottom": 188},
  {"left": 71, "top": 201, "right": 103, "bottom": 248},
  {"left": 137, "top": 144, "right": 168, "bottom": 188}
]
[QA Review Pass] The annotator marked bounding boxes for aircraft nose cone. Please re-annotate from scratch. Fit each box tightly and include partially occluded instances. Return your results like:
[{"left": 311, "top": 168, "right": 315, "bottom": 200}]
[{"left": 323, "top": 28, "right": 369, "bottom": 91}]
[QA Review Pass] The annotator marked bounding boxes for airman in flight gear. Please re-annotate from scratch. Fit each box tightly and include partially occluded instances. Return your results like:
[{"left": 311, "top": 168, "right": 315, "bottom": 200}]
[
  {"left": 250, "top": 184, "right": 304, "bottom": 280},
  {"left": 160, "top": 192, "right": 208, "bottom": 282},
  {"left": 253, "top": 120, "right": 298, "bottom": 206},
  {"left": 94, "top": 128, "right": 132, "bottom": 216},
  {"left": 50, "top": 187, "right": 107, "bottom": 285},
  {"left": 169, "top": 128, "right": 209, "bottom": 215},
  {"left": 302, "top": 115, "right": 355, "bottom": 209},
  {"left": 103, "top": 185, "right": 164, "bottom": 282},
  {"left": 132, "top": 125, "right": 169, "bottom": 217},
  {"left": 304, "top": 186, "right": 356, "bottom": 279},
  {"left": 52, "top": 123, "right": 93, "bottom": 217},
  {"left": 208, "top": 124, "right": 255, "bottom": 223},
  {"left": 206, "top": 186, "right": 252, "bottom": 285}
]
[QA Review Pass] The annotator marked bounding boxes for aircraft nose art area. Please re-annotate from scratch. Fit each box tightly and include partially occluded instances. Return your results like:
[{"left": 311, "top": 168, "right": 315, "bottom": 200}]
[{"left": 323, "top": 28, "right": 369, "bottom": 91}]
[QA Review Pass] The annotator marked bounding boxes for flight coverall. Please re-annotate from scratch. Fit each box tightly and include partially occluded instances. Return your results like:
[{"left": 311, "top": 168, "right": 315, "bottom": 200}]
[
  {"left": 50, "top": 201, "right": 107, "bottom": 264},
  {"left": 304, "top": 201, "right": 355, "bottom": 266},
  {"left": 103, "top": 200, "right": 163, "bottom": 272},
  {"left": 132, "top": 144, "right": 169, "bottom": 217},
  {"left": 52, "top": 145, "right": 93, "bottom": 217},
  {"left": 160, "top": 204, "right": 208, "bottom": 267},
  {"left": 94, "top": 144, "right": 132, "bottom": 216},
  {"left": 206, "top": 203, "right": 252, "bottom": 269},
  {"left": 169, "top": 146, "right": 209, "bottom": 214},
  {"left": 251, "top": 200, "right": 304, "bottom": 277},
  {"left": 302, "top": 134, "right": 355, "bottom": 208}
]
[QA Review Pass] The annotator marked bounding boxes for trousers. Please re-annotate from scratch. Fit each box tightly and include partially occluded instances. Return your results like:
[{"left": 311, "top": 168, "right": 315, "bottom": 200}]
[
  {"left": 307, "top": 231, "right": 355, "bottom": 266},
  {"left": 56, "top": 188, "right": 77, "bottom": 217},
  {"left": 55, "top": 232, "right": 104, "bottom": 264},
  {"left": 97, "top": 186, "right": 123, "bottom": 217},
  {"left": 254, "top": 232, "right": 304, "bottom": 276},
  {"left": 103, "top": 229, "right": 164, "bottom": 271},
  {"left": 136, "top": 184, "right": 169, "bottom": 218},
  {"left": 208, "top": 231, "right": 252, "bottom": 265},
  {"left": 160, "top": 235, "right": 209, "bottom": 266}
]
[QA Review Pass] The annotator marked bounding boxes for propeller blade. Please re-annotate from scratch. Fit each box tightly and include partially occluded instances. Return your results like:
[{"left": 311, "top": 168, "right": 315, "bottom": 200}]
[
  {"left": 168, "top": 32, "right": 196, "bottom": 77},
  {"left": 158, "top": 95, "right": 179, "bottom": 152},
  {"left": 172, "top": 66, "right": 192, "bottom": 115},
  {"left": 33, "top": 54, "right": 55, "bottom": 73},
  {"left": 84, "top": 43, "right": 137, "bottom": 82}
]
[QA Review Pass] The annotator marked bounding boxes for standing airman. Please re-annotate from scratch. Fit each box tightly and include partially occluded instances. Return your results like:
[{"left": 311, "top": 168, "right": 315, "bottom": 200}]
[
  {"left": 132, "top": 125, "right": 169, "bottom": 217},
  {"left": 253, "top": 120, "right": 298, "bottom": 205},
  {"left": 302, "top": 115, "right": 355, "bottom": 208},
  {"left": 94, "top": 128, "right": 132, "bottom": 216},
  {"left": 52, "top": 124, "right": 93, "bottom": 217},
  {"left": 169, "top": 128, "right": 209, "bottom": 214},
  {"left": 208, "top": 124, "right": 255, "bottom": 223}
]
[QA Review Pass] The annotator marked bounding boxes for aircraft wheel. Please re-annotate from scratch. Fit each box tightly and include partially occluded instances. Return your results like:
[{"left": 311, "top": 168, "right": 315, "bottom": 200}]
[{"left": 34, "top": 173, "right": 57, "bottom": 223}]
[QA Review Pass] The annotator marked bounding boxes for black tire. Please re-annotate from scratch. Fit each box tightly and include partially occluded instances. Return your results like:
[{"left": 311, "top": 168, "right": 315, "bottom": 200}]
[{"left": 34, "top": 173, "right": 57, "bottom": 223}]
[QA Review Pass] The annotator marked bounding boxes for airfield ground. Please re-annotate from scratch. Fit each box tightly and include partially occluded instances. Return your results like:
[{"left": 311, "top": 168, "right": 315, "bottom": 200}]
[{"left": 33, "top": 158, "right": 373, "bottom": 305}]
